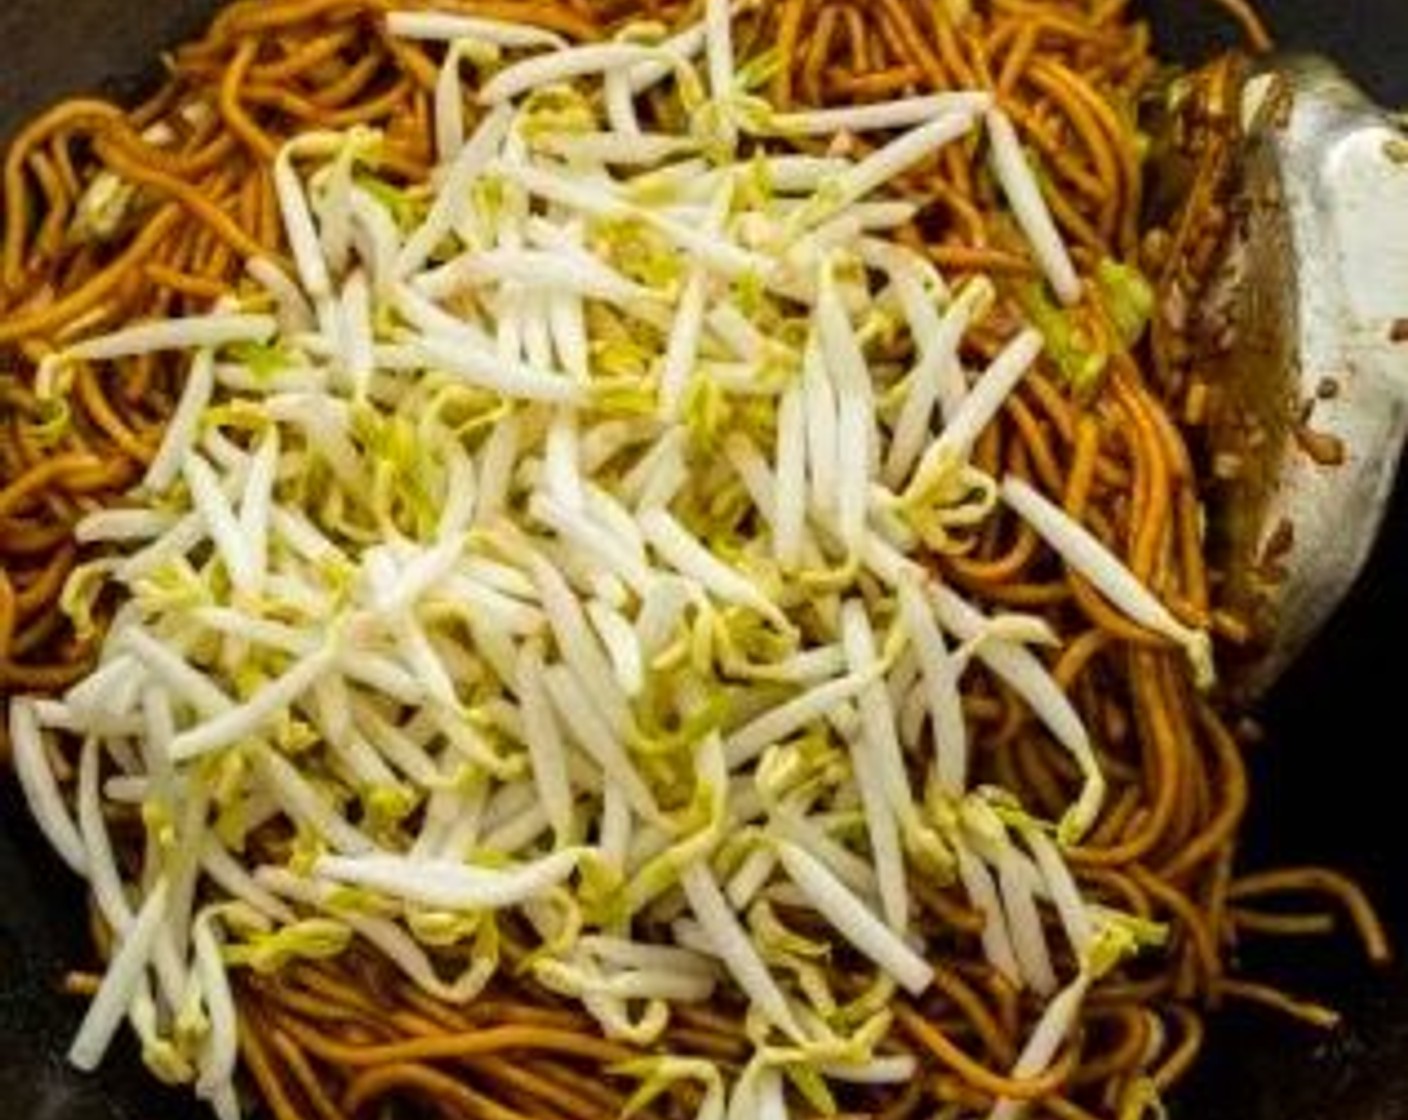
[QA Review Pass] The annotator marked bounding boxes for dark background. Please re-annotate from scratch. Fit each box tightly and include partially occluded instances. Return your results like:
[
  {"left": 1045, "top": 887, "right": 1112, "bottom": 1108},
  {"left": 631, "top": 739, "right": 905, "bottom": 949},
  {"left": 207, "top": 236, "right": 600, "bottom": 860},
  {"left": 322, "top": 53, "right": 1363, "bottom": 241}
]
[{"left": 1, "top": 2, "right": 1407, "bottom": 1118}]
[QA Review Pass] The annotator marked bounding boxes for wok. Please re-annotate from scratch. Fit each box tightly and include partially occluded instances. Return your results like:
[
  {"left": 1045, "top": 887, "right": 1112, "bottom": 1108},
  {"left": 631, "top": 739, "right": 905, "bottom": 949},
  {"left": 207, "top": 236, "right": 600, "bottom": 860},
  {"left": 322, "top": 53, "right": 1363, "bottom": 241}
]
[{"left": 0, "top": 2, "right": 1405, "bottom": 1118}]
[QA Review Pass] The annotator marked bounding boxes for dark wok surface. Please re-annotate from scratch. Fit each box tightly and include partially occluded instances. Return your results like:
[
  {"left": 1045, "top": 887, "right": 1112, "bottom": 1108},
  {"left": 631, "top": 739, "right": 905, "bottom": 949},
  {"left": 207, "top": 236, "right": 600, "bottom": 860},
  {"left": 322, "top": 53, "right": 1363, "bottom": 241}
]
[{"left": 1, "top": 2, "right": 1406, "bottom": 1118}]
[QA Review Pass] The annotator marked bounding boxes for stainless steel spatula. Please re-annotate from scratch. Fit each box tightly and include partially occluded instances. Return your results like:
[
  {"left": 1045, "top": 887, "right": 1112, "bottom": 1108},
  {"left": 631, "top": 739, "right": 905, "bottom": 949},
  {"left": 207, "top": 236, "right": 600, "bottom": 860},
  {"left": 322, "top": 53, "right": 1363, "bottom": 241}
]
[{"left": 1191, "top": 57, "right": 1408, "bottom": 696}]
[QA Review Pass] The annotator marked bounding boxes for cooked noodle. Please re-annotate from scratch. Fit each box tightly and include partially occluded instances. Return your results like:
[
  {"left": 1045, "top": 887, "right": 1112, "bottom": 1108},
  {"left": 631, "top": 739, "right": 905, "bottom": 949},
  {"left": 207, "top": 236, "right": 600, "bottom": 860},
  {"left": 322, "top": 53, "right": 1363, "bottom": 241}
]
[{"left": 0, "top": 1, "right": 1389, "bottom": 1119}]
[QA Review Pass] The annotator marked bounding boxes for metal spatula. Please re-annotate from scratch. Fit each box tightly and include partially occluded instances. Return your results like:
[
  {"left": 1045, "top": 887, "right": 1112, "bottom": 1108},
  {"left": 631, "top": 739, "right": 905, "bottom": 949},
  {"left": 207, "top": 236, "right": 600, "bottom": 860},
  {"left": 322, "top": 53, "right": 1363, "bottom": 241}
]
[{"left": 1186, "top": 57, "right": 1408, "bottom": 697}]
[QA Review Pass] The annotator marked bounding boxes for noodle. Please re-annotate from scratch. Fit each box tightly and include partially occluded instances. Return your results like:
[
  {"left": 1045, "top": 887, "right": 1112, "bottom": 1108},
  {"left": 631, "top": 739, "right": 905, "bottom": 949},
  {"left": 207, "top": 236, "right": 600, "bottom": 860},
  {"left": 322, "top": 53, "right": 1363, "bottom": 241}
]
[{"left": 0, "top": 1, "right": 1389, "bottom": 1118}]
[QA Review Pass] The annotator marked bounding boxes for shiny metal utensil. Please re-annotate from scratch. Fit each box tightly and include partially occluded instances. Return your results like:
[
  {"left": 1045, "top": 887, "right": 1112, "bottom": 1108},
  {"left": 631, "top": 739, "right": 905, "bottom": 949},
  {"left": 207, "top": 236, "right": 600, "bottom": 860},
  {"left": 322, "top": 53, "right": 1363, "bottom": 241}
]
[{"left": 1194, "top": 57, "right": 1408, "bottom": 697}]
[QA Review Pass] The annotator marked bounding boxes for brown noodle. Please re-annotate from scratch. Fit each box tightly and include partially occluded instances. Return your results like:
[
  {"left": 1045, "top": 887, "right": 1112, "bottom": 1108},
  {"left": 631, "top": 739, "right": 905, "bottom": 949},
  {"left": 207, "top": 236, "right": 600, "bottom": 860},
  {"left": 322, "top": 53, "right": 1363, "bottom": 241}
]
[{"left": 0, "top": 0, "right": 1389, "bottom": 1117}]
